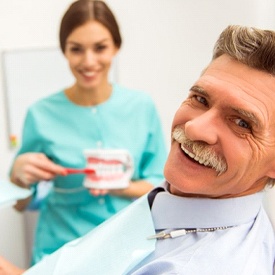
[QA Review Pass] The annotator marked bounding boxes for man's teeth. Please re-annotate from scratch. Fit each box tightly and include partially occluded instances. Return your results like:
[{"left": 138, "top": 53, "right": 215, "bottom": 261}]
[
  {"left": 182, "top": 146, "right": 195, "bottom": 158},
  {"left": 181, "top": 144, "right": 210, "bottom": 167}
]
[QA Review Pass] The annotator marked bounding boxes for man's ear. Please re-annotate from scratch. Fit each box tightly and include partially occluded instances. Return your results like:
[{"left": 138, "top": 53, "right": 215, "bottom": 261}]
[{"left": 266, "top": 164, "right": 275, "bottom": 180}]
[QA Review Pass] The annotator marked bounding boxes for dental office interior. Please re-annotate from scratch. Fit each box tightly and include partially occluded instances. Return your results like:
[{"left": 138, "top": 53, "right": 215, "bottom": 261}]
[{"left": 0, "top": 0, "right": 275, "bottom": 269}]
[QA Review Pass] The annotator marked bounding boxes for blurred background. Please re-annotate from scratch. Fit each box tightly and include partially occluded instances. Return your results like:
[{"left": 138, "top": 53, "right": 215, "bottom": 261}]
[{"left": 0, "top": 0, "right": 274, "bottom": 269}]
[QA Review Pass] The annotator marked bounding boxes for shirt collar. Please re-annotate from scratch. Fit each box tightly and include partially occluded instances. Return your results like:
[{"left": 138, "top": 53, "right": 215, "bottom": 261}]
[{"left": 150, "top": 182, "right": 264, "bottom": 230}]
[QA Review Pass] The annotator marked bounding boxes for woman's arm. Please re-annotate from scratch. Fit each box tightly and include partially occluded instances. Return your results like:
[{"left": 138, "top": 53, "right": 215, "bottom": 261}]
[
  {"left": 89, "top": 180, "right": 154, "bottom": 198},
  {"left": 110, "top": 180, "right": 154, "bottom": 197},
  {"left": 0, "top": 256, "right": 25, "bottom": 275}
]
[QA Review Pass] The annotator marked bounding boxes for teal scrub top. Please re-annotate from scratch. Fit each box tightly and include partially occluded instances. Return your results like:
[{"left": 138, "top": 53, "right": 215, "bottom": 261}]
[{"left": 16, "top": 83, "right": 167, "bottom": 265}]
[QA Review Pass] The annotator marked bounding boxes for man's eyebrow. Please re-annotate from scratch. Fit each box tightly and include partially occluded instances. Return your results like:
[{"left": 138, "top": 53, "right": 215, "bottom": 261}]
[{"left": 190, "top": 85, "right": 208, "bottom": 97}]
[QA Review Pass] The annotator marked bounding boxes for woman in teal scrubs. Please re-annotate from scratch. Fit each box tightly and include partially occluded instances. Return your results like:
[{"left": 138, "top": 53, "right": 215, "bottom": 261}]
[{"left": 10, "top": 0, "right": 167, "bottom": 265}]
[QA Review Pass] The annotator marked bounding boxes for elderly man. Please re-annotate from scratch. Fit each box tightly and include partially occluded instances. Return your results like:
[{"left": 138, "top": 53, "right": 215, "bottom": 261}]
[
  {"left": 129, "top": 24, "right": 275, "bottom": 274},
  {"left": 1, "top": 24, "right": 275, "bottom": 275}
]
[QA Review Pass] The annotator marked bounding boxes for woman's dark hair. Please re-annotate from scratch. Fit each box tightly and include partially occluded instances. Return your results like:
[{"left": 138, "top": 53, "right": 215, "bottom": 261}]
[{"left": 59, "top": 0, "right": 122, "bottom": 53}]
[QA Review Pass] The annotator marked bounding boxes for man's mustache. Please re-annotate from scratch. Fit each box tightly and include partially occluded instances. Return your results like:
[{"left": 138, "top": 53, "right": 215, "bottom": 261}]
[{"left": 172, "top": 126, "right": 227, "bottom": 175}]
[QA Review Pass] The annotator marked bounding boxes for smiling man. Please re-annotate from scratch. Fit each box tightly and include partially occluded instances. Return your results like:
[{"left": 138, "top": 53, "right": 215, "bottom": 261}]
[
  {"left": 3, "top": 24, "right": 275, "bottom": 275},
  {"left": 129, "top": 25, "right": 275, "bottom": 274},
  {"left": 166, "top": 54, "right": 275, "bottom": 199}
]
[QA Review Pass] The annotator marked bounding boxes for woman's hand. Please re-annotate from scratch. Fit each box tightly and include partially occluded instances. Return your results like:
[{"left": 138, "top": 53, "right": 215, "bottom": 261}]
[
  {"left": 10, "top": 153, "right": 67, "bottom": 188},
  {"left": 0, "top": 256, "right": 25, "bottom": 275},
  {"left": 89, "top": 189, "right": 109, "bottom": 196},
  {"left": 88, "top": 180, "right": 154, "bottom": 198},
  {"left": 10, "top": 153, "right": 67, "bottom": 211}
]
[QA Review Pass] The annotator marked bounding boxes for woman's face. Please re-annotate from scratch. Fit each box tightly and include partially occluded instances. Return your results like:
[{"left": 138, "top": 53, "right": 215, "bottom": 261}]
[{"left": 64, "top": 20, "right": 118, "bottom": 91}]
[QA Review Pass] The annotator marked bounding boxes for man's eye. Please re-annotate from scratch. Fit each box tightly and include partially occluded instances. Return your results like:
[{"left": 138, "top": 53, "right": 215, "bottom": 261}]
[
  {"left": 195, "top": 95, "right": 208, "bottom": 106},
  {"left": 235, "top": 118, "right": 251, "bottom": 129}
]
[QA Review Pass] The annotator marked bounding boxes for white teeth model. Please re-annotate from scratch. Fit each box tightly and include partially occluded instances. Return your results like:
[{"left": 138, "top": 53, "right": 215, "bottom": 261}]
[{"left": 181, "top": 144, "right": 210, "bottom": 167}]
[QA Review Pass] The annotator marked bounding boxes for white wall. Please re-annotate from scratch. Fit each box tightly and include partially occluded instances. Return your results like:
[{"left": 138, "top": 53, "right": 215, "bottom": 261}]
[{"left": 0, "top": 0, "right": 274, "bottom": 269}]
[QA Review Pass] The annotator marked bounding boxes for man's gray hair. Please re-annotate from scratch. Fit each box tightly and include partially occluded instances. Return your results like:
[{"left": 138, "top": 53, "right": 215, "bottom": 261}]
[{"left": 213, "top": 25, "right": 275, "bottom": 76}]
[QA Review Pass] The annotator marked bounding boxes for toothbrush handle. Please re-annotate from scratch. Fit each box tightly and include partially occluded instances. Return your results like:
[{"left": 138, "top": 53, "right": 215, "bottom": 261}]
[{"left": 65, "top": 168, "right": 95, "bottom": 174}]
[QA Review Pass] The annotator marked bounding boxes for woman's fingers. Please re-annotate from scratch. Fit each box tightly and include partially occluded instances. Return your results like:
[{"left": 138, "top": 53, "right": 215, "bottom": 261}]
[
  {"left": 11, "top": 153, "right": 66, "bottom": 186},
  {"left": 88, "top": 188, "right": 109, "bottom": 196}
]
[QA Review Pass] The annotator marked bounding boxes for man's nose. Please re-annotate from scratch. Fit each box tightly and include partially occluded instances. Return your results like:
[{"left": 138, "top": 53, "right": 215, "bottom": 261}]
[{"left": 184, "top": 110, "right": 219, "bottom": 145}]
